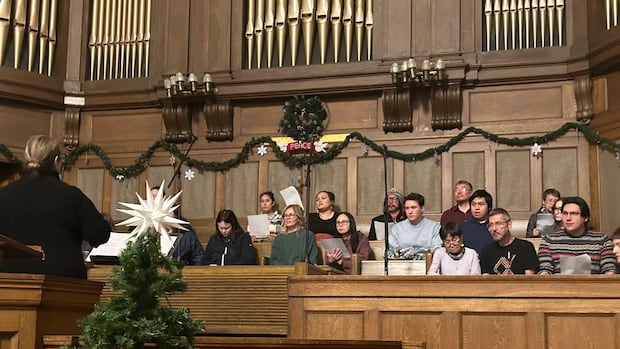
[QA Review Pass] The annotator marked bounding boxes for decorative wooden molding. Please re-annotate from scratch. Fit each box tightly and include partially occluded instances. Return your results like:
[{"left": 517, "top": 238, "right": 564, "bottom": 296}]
[
  {"left": 203, "top": 100, "right": 234, "bottom": 142},
  {"left": 381, "top": 88, "right": 413, "bottom": 133},
  {"left": 431, "top": 83, "right": 463, "bottom": 130},
  {"left": 574, "top": 75, "right": 594, "bottom": 123},
  {"left": 162, "top": 101, "right": 194, "bottom": 143},
  {"left": 63, "top": 106, "right": 81, "bottom": 149}
]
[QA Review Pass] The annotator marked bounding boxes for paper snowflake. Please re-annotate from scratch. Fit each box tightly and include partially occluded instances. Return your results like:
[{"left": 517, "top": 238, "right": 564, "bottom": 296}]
[
  {"left": 530, "top": 143, "right": 542, "bottom": 157},
  {"left": 277, "top": 141, "right": 288, "bottom": 152},
  {"left": 115, "top": 174, "right": 125, "bottom": 181},
  {"left": 361, "top": 146, "right": 369, "bottom": 156},
  {"left": 116, "top": 180, "right": 188, "bottom": 241},
  {"left": 314, "top": 140, "right": 327, "bottom": 153},
  {"left": 257, "top": 144, "right": 268, "bottom": 156},
  {"left": 169, "top": 155, "right": 176, "bottom": 166},
  {"left": 184, "top": 169, "right": 195, "bottom": 180}
]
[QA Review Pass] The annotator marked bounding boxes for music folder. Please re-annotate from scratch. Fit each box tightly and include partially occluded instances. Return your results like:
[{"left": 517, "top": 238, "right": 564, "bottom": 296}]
[{"left": 87, "top": 232, "right": 178, "bottom": 264}]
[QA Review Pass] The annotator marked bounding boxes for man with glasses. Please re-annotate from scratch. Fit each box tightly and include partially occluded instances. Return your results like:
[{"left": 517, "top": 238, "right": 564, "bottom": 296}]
[
  {"left": 440, "top": 180, "right": 473, "bottom": 225},
  {"left": 368, "top": 188, "right": 406, "bottom": 240},
  {"left": 526, "top": 188, "right": 560, "bottom": 237},
  {"left": 538, "top": 196, "right": 616, "bottom": 275},
  {"left": 480, "top": 208, "right": 538, "bottom": 275}
]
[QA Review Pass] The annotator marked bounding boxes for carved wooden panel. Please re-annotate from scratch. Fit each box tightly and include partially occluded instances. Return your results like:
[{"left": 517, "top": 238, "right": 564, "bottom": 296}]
[
  {"left": 431, "top": 84, "right": 462, "bottom": 130},
  {"left": 162, "top": 101, "right": 194, "bottom": 144},
  {"left": 381, "top": 88, "right": 413, "bottom": 133},
  {"left": 204, "top": 100, "right": 234, "bottom": 142}
]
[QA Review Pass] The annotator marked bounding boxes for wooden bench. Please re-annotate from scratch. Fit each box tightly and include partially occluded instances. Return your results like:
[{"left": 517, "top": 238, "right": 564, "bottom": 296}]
[{"left": 88, "top": 263, "right": 332, "bottom": 336}]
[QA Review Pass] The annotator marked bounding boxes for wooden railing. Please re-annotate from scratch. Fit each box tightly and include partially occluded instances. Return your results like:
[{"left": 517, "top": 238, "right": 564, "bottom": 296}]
[{"left": 288, "top": 275, "right": 620, "bottom": 348}]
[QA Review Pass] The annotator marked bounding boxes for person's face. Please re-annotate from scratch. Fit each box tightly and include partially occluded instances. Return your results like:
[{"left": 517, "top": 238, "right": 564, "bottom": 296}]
[
  {"left": 553, "top": 200, "right": 563, "bottom": 222},
  {"left": 612, "top": 239, "right": 620, "bottom": 263},
  {"left": 386, "top": 194, "right": 401, "bottom": 213},
  {"left": 150, "top": 188, "right": 159, "bottom": 199},
  {"left": 561, "top": 203, "right": 587, "bottom": 236},
  {"left": 217, "top": 221, "right": 233, "bottom": 237},
  {"left": 260, "top": 194, "right": 275, "bottom": 214},
  {"left": 470, "top": 197, "right": 489, "bottom": 221},
  {"left": 283, "top": 208, "right": 300, "bottom": 229},
  {"left": 335, "top": 213, "right": 351, "bottom": 235},
  {"left": 404, "top": 200, "right": 424, "bottom": 224},
  {"left": 315, "top": 192, "right": 333, "bottom": 212},
  {"left": 487, "top": 214, "right": 512, "bottom": 243},
  {"left": 543, "top": 194, "right": 560, "bottom": 213},
  {"left": 443, "top": 234, "right": 462, "bottom": 254},
  {"left": 454, "top": 184, "right": 472, "bottom": 203}
]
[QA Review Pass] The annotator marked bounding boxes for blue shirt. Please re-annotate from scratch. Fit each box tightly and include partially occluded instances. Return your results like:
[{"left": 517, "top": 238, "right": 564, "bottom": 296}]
[{"left": 460, "top": 219, "right": 493, "bottom": 255}]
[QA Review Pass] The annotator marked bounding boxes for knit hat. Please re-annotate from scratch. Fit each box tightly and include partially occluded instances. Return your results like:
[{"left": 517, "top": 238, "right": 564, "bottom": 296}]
[{"left": 387, "top": 188, "right": 404, "bottom": 205}]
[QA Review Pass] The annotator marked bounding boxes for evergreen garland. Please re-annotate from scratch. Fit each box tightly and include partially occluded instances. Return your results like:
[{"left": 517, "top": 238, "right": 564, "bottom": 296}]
[
  {"left": 279, "top": 95, "right": 328, "bottom": 141},
  {"left": 78, "top": 229, "right": 204, "bottom": 349},
  {"left": 0, "top": 122, "right": 618, "bottom": 178}
]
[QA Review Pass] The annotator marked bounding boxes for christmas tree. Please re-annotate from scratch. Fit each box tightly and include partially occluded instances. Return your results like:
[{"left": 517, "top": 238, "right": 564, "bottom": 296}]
[{"left": 75, "top": 181, "right": 204, "bottom": 349}]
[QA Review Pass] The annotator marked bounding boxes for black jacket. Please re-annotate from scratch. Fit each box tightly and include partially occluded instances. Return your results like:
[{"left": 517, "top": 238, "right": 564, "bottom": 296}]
[{"left": 203, "top": 232, "right": 256, "bottom": 265}]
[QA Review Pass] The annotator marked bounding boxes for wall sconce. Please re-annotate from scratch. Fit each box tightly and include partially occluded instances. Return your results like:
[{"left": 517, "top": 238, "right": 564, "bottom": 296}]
[
  {"left": 163, "top": 72, "right": 216, "bottom": 98},
  {"left": 389, "top": 58, "right": 446, "bottom": 85},
  {"left": 159, "top": 72, "right": 234, "bottom": 143}
]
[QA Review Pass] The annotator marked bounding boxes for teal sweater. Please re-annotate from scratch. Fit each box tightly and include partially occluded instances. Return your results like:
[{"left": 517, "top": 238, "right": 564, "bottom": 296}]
[{"left": 270, "top": 229, "right": 317, "bottom": 265}]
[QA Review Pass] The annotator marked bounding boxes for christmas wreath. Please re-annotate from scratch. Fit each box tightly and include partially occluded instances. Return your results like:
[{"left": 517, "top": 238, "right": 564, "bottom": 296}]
[{"left": 279, "top": 96, "right": 328, "bottom": 141}]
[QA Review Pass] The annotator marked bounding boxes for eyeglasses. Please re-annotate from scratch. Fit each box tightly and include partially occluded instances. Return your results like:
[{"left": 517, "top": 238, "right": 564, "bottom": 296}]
[
  {"left": 487, "top": 221, "right": 509, "bottom": 229},
  {"left": 455, "top": 188, "right": 470, "bottom": 193},
  {"left": 283, "top": 213, "right": 297, "bottom": 218},
  {"left": 336, "top": 220, "right": 350, "bottom": 225},
  {"left": 443, "top": 237, "right": 461, "bottom": 245},
  {"left": 387, "top": 196, "right": 400, "bottom": 201}
]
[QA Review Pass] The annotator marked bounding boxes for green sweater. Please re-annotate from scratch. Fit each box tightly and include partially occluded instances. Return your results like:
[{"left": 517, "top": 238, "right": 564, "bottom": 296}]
[{"left": 270, "top": 229, "right": 318, "bottom": 265}]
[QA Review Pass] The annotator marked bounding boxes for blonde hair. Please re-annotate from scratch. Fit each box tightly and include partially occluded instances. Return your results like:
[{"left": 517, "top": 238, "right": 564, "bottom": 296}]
[
  {"left": 24, "top": 135, "right": 60, "bottom": 172},
  {"left": 282, "top": 204, "right": 305, "bottom": 228}
]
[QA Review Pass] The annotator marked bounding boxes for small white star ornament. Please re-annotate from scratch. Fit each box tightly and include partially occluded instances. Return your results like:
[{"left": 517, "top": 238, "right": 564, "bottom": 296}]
[
  {"left": 184, "top": 169, "right": 195, "bottom": 180},
  {"left": 116, "top": 180, "right": 188, "bottom": 242},
  {"left": 530, "top": 143, "right": 542, "bottom": 157},
  {"left": 257, "top": 144, "right": 268, "bottom": 156}
]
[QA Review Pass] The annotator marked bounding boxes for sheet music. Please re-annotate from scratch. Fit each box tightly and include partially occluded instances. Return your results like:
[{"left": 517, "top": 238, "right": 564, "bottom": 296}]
[
  {"left": 373, "top": 221, "right": 394, "bottom": 241},
  {"left": 321, "top": 238, "right": 351, "bottom": 258},
  {"left": 559, "top": 254, "right": 591, "bottom": 274},
  {"left": 247, "top": 214, "right": 270, "bottom": 238},
  {"left": 280, "top": 186, "right": 303, "bottom": 209},
  {"left": 536, "top": 213, "right": 556, "bottom": 236},
  {"left": 86, "top": 232, "right": 177, "bottom": 262}
]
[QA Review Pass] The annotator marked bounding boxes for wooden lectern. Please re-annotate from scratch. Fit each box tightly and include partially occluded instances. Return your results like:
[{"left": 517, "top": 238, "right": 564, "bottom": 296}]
[
  {"left": 0, "top": 235, "right": 103, "bottom": 349},
  {"left": 0, "top": 234, "right": 44, "bottom": 260}
]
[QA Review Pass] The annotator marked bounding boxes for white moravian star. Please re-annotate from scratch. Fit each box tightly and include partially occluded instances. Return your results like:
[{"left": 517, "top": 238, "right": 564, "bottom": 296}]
[{"left": 116, "top": 180, "right": 188, "bottom": 242}]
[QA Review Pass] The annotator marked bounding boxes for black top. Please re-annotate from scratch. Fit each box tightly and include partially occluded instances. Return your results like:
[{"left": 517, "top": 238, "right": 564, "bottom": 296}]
[
  {"left": 203, "top": 232, "right": 256, "bottom": 265},
  {"left": 480, "top": 238, "right": 539, "bottom": 275},
  {"left": 0, "top": 173, "right": 111, "bottom": 279},
  {"left": 368, "top": 212, "right": 406, "bottom": 240},
  {"left": 307, "top": 212, "right": 340, "bottom": 238}
]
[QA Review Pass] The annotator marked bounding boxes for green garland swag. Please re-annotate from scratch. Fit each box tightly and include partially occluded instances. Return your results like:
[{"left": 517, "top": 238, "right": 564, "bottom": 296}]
[
  {"left": 0, "top": 122, "right": 617, "bottom": 179},
  {"left": 279, "top": 95, "right": 327, "bottom": 141}
]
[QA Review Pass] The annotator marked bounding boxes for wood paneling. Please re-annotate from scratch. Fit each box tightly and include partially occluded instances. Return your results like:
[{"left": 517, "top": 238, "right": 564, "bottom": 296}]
[
  {"left": 467, "top": 84, "right": 564, "bottom": 123},
  {"left": 496, "top": 150, "right": 530, "bottom": 211},
  {"left": 288, "top": 276, "right": 620, "bottom": 349}
]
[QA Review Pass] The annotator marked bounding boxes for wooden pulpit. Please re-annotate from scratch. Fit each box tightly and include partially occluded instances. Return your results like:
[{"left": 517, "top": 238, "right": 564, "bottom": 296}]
[{"left": 0, "top": 235, "right": 103, "bottom": 349}]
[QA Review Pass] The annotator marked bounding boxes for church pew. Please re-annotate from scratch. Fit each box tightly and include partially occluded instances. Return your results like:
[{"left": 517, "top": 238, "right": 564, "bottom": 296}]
[{"left": 87, "top": 263, "right": 335, "bottom": 336}]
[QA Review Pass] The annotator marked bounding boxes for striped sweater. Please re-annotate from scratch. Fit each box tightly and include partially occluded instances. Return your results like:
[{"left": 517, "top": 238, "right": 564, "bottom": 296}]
[{"left": 537, "top": 230, "right": 616, "bottom": 274}]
